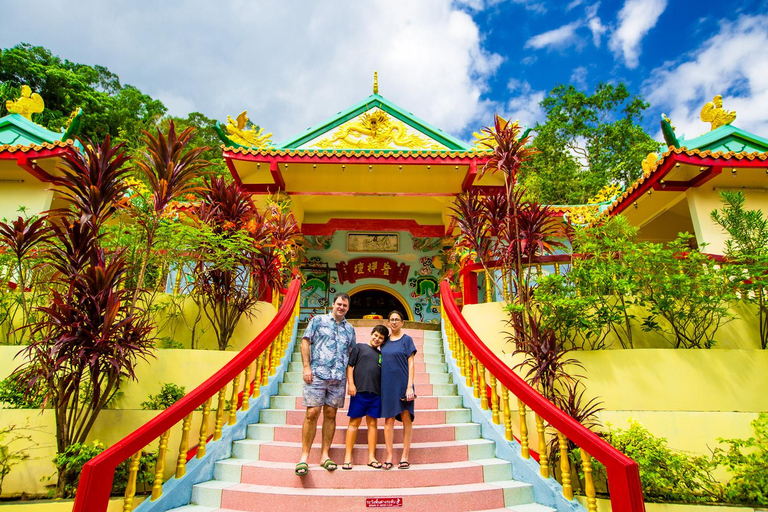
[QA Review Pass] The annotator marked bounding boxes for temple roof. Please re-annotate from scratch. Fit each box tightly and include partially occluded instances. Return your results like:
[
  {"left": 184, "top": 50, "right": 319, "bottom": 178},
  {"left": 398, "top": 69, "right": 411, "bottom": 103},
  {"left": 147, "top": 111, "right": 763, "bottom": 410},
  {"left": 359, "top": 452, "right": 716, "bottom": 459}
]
[
  {"left": 677, "top": 124, "right": 768, "bottom": 154},
  {"left": 0, "top": 113, "right": 68, "bottom": 148}
]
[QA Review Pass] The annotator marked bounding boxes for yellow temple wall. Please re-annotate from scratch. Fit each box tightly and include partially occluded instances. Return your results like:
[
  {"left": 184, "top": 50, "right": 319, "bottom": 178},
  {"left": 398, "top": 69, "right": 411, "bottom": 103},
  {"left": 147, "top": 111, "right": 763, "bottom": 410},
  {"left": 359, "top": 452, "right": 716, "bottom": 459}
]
[
  {"left": 0, "top": 181, "right": 54, "bottom": 221},
  {"left": 462, "top": 302, "right": 768, "bottom": 461}
]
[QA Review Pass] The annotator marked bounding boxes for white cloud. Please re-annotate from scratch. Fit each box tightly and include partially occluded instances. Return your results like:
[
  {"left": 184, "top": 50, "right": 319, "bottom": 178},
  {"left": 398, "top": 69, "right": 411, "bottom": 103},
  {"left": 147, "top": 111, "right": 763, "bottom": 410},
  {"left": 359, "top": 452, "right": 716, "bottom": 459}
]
[
  {"left": 525, "top": 21, "right": 582, "bottom": 50},
  {"left": 609, "top": 0, "right": 668, "bottom": 68},
  {"left": 0, "top": 0, "right": 502, "bottom": 142},
  {"left": 585, "top": 3, "right": 607, "bottom": 46},
  {"left": 643, "top": 14, "right": 768, "bottom": 139},
  {"left": 570, "top": 66, "right": 589, "bottom": 89},
  {"left": 500, "top": 79, "right": 546, "bottom": 129}
]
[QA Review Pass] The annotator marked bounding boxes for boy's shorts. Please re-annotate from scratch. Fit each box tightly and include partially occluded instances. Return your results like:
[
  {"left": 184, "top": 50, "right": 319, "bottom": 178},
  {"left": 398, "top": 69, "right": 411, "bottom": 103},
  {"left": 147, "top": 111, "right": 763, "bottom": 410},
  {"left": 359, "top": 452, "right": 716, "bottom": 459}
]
[
  {"left": 347, "top": 392, "right": 381, "bottom": 418},
  {"left": 303, "top": 377, "right": 346, "bottom": 409}
]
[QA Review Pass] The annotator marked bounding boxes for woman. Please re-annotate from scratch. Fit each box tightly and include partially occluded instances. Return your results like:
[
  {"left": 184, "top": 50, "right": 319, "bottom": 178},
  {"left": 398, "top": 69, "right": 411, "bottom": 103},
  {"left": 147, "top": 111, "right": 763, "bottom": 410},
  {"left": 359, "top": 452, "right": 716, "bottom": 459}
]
[{"left": 380, "top": 310, "right": 417, "bottom": 469}]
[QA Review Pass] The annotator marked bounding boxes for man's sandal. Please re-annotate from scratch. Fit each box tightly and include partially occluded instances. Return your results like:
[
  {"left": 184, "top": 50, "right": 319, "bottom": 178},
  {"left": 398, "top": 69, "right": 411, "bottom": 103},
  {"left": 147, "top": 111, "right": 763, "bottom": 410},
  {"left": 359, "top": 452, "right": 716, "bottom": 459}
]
[
  {"left": 398, "top": 461, "right": 410, "bottom": 469},
  {"left": 321, "top": 459, "right": 338, "bottom": 471},
  {"left": 294, "top": 462, "right": 309, "bottom": 476},
  {"left": 367, "top": 461, "right": 383, "bottom": 469},
  {"left": 342, "top": 462, "right": 353, "bottom": 470}
]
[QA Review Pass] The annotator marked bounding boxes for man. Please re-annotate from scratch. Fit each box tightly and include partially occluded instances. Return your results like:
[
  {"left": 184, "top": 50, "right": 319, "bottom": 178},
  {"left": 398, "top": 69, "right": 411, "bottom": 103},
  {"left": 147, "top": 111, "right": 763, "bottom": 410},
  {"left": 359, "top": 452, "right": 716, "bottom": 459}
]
[{"left": 295, "top": 293, "right": 357, "bottom": 476}]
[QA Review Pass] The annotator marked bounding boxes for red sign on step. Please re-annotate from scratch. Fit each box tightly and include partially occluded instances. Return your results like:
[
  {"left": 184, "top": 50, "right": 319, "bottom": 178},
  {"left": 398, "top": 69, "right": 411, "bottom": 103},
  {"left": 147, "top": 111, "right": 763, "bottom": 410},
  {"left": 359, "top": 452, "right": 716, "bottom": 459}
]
[{"left": 366, "top": 497, "right": 403, "bottom": 507}]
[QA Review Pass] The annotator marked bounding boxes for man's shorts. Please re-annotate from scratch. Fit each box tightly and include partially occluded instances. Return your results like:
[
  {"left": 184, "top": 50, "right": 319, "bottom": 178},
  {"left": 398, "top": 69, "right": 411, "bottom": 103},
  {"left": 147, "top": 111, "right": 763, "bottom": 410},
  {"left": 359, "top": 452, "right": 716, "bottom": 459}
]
[
  {"left": 303, "top": 377, "right": 346, "bottom": 409},
  {"left": 347, "top": 392, "right": 381, "bottom": 419}
]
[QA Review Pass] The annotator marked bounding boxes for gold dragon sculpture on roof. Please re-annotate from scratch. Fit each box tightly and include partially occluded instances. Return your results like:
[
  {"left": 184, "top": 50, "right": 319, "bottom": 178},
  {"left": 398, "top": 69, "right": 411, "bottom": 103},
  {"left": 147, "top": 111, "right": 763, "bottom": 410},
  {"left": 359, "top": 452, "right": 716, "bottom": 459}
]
[
  {"left": 700, "top": 95, "right": 736, "bottom": 131},
  {"left": 6, "top": 85, "right": 44, "bottom": 120},
  {"left": 313, "top": 109, "right": 445, "bottom": 150}
]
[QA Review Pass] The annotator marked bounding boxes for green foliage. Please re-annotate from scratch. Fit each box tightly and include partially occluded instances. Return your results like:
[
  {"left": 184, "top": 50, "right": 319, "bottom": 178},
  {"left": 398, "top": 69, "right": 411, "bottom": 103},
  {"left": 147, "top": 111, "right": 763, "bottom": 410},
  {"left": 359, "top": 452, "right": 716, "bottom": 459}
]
[
  {"left": 630, "top": 234, "right": 734, "bottom": 348},
  {"left": 519, "top": 82, "right": 660, "bottom": 204},
  {"left": 48, "top": 441, "right": 155, "bottom": 498},
  {"left": 141, "top": 382, "right": 186, "bottom": 410},
  {"left": 0, "top": 44, "right": 166, "bottom": 149},
  {"left": 711, "top": 190, "right": 768, "bottom": 349},
  {"left": 0, "top": 424, "right": 32, "bottom": 495},
  {"left": 712, "top": 412, "right": 768, "bottom": 505},
  {"left": 604, "top": 419, "right": 721, "bottom": 503},
  {"left": 0, "top": 371, "right": 45, "bottom": 408}
]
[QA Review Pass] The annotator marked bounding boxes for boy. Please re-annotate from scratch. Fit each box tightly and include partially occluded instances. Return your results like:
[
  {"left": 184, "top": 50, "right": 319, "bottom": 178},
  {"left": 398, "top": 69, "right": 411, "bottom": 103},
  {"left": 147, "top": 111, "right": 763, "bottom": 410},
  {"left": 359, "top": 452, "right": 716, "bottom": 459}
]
[{"left": 342, "top": 325, "right": 388, "bottom": 469}]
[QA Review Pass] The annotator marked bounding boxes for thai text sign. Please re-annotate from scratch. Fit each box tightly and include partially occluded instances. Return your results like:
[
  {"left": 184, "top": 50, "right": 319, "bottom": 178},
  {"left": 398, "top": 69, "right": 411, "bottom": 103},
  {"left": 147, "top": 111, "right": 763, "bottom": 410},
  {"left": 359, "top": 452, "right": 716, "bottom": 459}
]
[
  {"left": 366, "top": 497, "right": 403, "bottom": 507},
  {"left": 336, "top": 257, "right": 409, "bottom": 285}
]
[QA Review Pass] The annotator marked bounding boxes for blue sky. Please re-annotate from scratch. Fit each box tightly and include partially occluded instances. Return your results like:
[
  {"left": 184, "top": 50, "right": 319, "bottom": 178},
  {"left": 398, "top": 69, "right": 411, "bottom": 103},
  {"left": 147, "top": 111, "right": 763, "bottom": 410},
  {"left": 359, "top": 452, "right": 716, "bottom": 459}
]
[{"left": 2, "top": 0, "right": 767, "bottom": 144}]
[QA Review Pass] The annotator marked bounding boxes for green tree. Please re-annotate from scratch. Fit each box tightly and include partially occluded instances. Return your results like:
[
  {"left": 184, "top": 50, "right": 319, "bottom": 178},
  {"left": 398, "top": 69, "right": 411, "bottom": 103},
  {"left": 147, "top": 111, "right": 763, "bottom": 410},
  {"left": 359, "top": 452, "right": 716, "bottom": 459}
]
[
  {"left": 0, "top": 43, "right": 166, "bottom": 148},
  {"left": 520, "top": 83, "right": 660, "bottom": 204}
]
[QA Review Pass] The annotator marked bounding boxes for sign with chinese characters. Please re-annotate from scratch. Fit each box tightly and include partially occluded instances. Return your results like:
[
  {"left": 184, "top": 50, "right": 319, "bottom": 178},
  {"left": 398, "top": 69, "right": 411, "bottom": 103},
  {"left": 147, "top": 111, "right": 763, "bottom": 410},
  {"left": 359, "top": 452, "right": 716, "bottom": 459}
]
[
  {"left": 336, "top": 257, "right": 409, "bottom": 285},
  {"left": 366, "top": 497, "right": 403, "bottom": 507},
  {"left": 347, "top": 233, "right": 399, "bottom": 253}
]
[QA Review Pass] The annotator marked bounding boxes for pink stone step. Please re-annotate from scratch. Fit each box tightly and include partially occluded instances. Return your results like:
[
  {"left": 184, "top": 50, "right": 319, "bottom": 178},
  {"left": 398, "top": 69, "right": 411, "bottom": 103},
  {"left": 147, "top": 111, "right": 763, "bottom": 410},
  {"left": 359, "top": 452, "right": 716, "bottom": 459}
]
[
  {"left": 291, "top": 395, "right": 441, "bottom": 409},
  {"left": 218, "top": 482, "right": 514, "bottom": 512},
  {"left": 258, "top": 423, "right": 470, "bottom": 444},
  {"left": 282, "top": 408, "right": 449, "bottom": 425},
  {"left": 238, "top": 460, "right": 490, "bottom": 488},
  {"left": 254, "top": 440, "right": 481, "bottom": 464}
]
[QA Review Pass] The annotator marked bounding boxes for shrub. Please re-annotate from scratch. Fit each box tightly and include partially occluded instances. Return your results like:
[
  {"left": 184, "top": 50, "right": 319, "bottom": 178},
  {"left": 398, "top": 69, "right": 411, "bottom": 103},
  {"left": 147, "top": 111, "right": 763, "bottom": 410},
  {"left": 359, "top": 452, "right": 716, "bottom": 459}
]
[
  {"left": 712, "top": 412, "right": 768, "bottom": 505},
  {"left": 141, "top": 382, "right": 186, "bottom": 410},
  {"left": 603, "top": 419, "right": 721, "bottom": 502},
  {"left": 0, "top": 371, "right": 45, "bottom": 408}
]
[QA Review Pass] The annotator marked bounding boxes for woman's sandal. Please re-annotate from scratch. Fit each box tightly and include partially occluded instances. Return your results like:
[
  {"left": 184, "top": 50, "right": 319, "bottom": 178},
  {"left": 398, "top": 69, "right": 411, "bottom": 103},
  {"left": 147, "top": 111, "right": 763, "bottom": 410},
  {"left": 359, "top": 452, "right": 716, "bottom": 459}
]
[
  {"left": 342, "top": 462, "right": 353, "bottom": 470},
  {"left": 321, "top": 459, "right": 338, "bottom": 471},
  {"left": 382, "top": 461, "right": 393, "bottom": 470},
  {"left": 294, "top": 462, "right": 309, "bottom": 476},
  {"left": 367, "top": 461, "right": 382, "bottom": 469},
  {"left": 398, "top": 461, "right": 410, "bottom": 469}
]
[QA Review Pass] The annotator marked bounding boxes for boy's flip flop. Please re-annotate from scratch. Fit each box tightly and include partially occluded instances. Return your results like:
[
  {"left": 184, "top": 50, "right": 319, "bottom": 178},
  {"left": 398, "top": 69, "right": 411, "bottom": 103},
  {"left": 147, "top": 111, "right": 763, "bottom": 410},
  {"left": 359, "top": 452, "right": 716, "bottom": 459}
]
[
  {"left": 398, "top": 461, "right": 410, "bottom": 469},
  {"left": 294, "top": 462, "right": 309, "bottom": 476},
  {"left": 382, "top": 461, "right": 393, "bottom": 470},
  {"left": 367, "top": 461, "right": 382, "bottom": 469},
  {"left": 342, "top": 462, "right": 353, "bottom": 470},
  {"left": 321, "top": 459, "right": 338, "bottom": 471}
]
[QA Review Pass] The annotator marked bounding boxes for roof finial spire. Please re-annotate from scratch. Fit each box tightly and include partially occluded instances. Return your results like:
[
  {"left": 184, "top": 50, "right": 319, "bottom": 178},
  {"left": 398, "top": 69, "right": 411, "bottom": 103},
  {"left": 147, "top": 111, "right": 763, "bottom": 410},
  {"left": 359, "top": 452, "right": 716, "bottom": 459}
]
[{"left": 373, "top": 71, "right": 378, "bottom": 95}]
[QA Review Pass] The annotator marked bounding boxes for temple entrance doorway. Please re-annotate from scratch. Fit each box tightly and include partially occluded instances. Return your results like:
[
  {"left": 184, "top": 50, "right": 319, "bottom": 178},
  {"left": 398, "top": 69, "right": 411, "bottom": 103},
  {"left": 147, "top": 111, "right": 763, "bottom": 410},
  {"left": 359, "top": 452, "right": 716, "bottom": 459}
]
[{"left": 347, "top": 286, "right": 410, "bottom": 320}]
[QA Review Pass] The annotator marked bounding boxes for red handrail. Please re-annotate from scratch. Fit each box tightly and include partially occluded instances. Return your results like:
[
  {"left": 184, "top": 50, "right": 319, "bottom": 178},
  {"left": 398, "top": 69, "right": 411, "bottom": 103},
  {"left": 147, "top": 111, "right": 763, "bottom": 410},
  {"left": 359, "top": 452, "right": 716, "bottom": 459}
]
[
  {"left": 440, "top": 280, "right": 645, "bottom": 510},
  {"left": 72, "top": 277, "right": 301, "bottom": 512}
]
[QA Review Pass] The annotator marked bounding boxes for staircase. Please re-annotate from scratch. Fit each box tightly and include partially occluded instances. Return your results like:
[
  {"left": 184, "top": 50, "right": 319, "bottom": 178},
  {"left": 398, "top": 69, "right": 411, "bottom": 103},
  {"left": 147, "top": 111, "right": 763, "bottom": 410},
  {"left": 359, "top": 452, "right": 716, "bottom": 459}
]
[{"left": 166, "top": 327, "right": 556, "bottom": 512}]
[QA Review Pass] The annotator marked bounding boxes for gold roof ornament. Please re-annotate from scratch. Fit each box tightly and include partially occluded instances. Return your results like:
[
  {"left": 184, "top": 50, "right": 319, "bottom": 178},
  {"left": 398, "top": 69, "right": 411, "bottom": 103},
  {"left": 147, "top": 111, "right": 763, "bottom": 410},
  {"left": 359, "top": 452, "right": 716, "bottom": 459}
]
[
  {"left": 225, "top": 111, "right": 273, "bottom": 148},
  {"left": 313, "top": 108, "right": 444, "bottom": 150},
  {"left": 6, "top": 85, "right": 44, "bottom": 120},
  {"left": 374, "top": 71, "right": 379, "bottom": 95},
  {"left": 641, "top": 152, "right": 658, "bottom": 177},
  {"left": 700, "top": 95, "right": 736, "bottom": 131}
]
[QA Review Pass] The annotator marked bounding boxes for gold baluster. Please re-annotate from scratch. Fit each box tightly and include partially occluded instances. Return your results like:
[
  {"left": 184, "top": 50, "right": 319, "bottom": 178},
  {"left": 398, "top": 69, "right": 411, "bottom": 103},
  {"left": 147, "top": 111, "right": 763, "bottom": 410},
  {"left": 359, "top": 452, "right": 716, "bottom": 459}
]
[
  {"left": 463, "top": 344, "right": 472, "bottom": 384},
  {"left": 122, "top": 450, "right": 142, "bottom": 512},
  {"left": 489, "top": 374, "right": 500, "bottom": 424},
  {"left": 270, "top": 339, "right": 279, "bottom": 376},
  {"left": 501, "top": 386, "right": 513, "bottom": 441},
  {"left": 478, "top": 361, "right": 488, "bottom": 409},
  {"left": 253, "top": 352, "right": 265, "bottom": 398},
  {"left": 580, "top": 449, "right": 598, "bottom": 512},
  {"left": 213, "top": 387, "right": 227, "bottom": 441},
  {"left": 228, "top": 374, "right": 241, "bottom": 426},
  {"left": 536, "top": 414, "right": 549, "bottom": 478},
  {"left": 196, "top": 397, "right": 212, "bottom": 459},
  {"left": 554, "top": 262, "right": 561, "bottom": 276},
  {"left": 455, "top": 335, "right": 464, "bottom": 373},
  {"left": 471, "top": 354, "right": 480, "bottom": 398},
  {"left": 242, "top": 362, "right": 253, "bottom": 411},
  {"left": 466, "top": 351, "right": 474, "bottom": 389},
  {"left": 172, "top": 266, "right": 183, "bottom": 294},
  {"left": 150, "top": 429, "right": 171, "bottom": 501},
  {"left": 558, "top": 432, "right": 573, "bottom": 500},
  {"left": 518, "top": 399, "right": 530, "bottom": 459},
  {"left": 503, "top": 269, "right": 511, "bottom": 302},
  {"left": 485, "top": 270, "right": 493, "bottom": 302},
  {"left": 175, "top": 413, "right": 193, "bottom": 478},
  {"left": 536, "top": 263, "right": 542, "bottom": 275},
  {"left": 264, "top": 342, "right": 273, "bottom": 378}
]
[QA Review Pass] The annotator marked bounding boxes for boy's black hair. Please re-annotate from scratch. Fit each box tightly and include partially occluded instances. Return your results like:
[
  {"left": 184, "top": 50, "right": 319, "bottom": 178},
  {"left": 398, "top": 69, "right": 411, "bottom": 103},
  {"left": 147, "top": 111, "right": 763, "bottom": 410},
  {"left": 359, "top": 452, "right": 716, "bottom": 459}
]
[{"left": 371, "top": 324, "right": 389, "bottom": 339}]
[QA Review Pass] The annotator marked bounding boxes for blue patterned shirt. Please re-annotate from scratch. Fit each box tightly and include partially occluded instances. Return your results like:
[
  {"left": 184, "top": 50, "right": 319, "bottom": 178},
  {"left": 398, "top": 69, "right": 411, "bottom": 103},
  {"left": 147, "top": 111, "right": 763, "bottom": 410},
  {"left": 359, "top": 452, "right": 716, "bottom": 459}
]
[{"left": 303, "top": 313, "right": 357, "bottom": 380}]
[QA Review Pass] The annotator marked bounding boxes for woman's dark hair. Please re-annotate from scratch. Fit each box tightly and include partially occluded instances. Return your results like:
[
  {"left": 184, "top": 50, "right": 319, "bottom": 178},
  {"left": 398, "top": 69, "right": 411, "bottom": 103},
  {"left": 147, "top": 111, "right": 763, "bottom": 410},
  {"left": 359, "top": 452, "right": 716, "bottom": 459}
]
[
  {"left": 371, "top": 324, "right": 389, "bottom": 338},
  {"left": 387, "top": 310, "right": 404, "bottom": 321}
]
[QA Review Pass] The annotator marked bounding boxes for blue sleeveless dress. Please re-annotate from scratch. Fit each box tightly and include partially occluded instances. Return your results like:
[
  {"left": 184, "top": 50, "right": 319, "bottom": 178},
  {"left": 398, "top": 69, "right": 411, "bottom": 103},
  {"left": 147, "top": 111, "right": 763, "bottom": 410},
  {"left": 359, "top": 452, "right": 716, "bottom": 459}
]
[{"left": 380, "top": 334, "right": 417, "bottom": 422}]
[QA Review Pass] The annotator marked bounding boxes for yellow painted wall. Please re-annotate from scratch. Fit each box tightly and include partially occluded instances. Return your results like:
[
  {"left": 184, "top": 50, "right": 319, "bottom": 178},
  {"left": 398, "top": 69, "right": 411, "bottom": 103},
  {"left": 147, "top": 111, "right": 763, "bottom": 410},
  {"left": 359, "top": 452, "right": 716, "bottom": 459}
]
[
  {"left": 0, "top": 181, "right": 54, "bottom": 220},
  {"left": 461, "top": 302, "right": 768, "bottom": 463},
  {"left": 575, "top": 497, "right": 760, "bottom": 512}
]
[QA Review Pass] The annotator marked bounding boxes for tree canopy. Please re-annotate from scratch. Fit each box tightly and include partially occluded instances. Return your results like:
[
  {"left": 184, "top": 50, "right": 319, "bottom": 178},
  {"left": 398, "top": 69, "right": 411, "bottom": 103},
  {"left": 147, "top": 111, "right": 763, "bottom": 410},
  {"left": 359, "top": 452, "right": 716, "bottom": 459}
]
[{"left": 518, "top": 83, "right": 661, "bottom": 205}]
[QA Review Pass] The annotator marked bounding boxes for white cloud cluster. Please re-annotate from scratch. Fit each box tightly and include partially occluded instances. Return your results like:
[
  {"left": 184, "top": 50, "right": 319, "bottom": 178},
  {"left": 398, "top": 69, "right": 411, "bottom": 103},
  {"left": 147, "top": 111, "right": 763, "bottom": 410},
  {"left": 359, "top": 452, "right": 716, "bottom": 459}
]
[
  {"left": 643, "top": 13, "right": 768, "bottom": 139},
  {"left": 500, "top": 79, "right": 546, "bottom": 129},
  {"left": 608, "top": 0, "right": 667, "bottom": 68},
  {"left": 0, "top": 0, "right": 502, "bottom": 142}
]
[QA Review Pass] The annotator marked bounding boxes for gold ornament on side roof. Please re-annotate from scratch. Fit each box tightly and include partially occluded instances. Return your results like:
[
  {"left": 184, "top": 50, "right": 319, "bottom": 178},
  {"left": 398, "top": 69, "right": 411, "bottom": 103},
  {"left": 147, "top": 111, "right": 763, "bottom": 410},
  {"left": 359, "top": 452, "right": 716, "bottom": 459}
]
[
  {"left": 6, "top": 85, "right": 44, "bottom": 120},
  {"left": 313, "top": 109, "right": 444, "bottom": 150},
  {"left": 641, "top": 153, "right": 658, "bottom": 178},
  {"left": 700, "top": 95, "right": 736, "bottom": 131},
  {"left": 225, "top": 111, "right": 273, "bottom": 148}
]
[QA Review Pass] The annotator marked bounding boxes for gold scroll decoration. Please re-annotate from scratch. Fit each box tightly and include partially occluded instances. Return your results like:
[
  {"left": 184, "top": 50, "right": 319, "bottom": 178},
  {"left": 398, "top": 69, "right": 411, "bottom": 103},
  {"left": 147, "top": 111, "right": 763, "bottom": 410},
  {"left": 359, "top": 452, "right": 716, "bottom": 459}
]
[
  {"left": 313, "top": 109, "right": 445, "bottom": 150},
  {"left": 6, "top": 85, "right": 44, "bottom": 120},
  {"left": 225, "top": 111, "right": 273, "bottom": 147}
]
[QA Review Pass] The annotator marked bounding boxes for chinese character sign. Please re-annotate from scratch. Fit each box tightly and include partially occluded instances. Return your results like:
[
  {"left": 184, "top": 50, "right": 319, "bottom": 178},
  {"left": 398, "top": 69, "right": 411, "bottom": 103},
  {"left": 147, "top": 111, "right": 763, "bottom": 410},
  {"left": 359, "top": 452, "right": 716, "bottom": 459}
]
[{"left": 337, "top": 258, "right": 409, "bottom": 284}]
